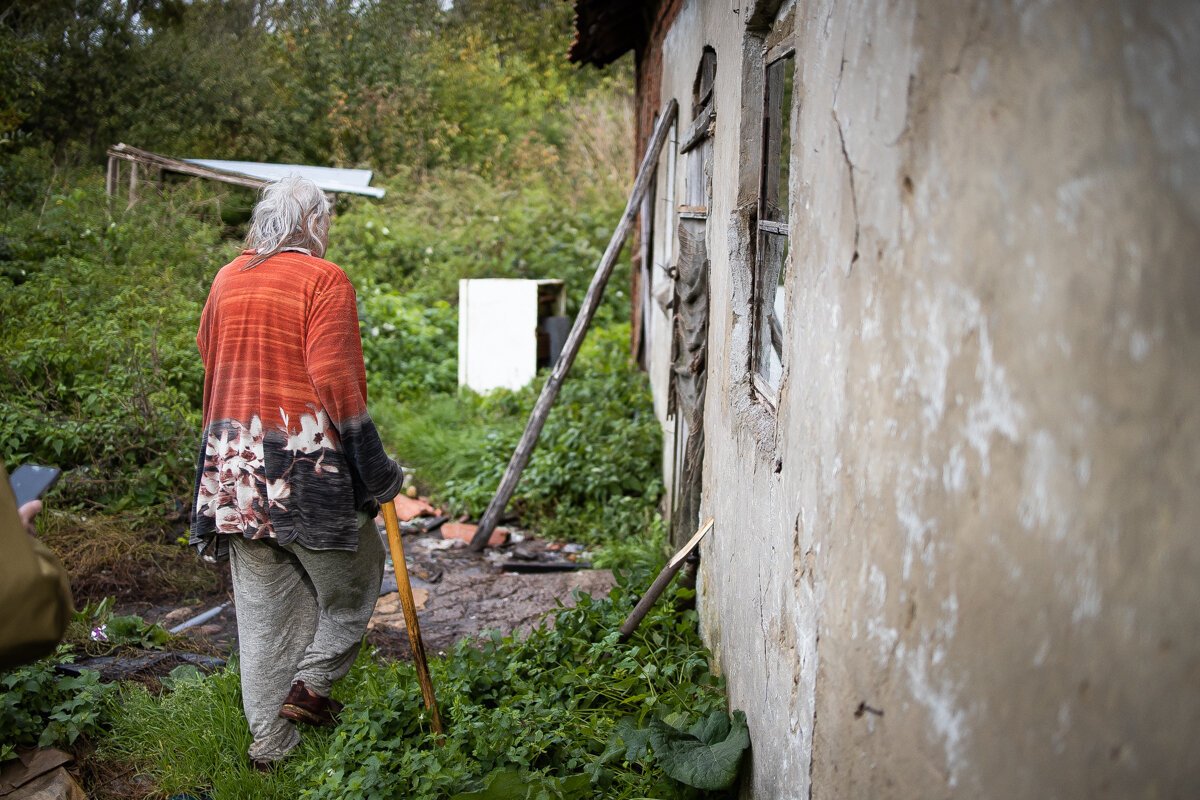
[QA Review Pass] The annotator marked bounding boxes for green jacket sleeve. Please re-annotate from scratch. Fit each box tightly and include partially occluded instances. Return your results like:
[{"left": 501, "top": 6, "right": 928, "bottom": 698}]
[{"left": 0, "top": 462, "right": 73, "bottom": 670}]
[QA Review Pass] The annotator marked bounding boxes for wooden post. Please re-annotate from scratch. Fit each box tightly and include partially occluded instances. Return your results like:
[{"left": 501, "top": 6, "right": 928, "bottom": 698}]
[
  {"left": 381, "top": 501, "right": 445, "bottom": 736},
  {"left": 469, "top": 99, "right": 679, "bottom": 551},
  {"left": 127, "top": 161, "right": 139, "bottom": 210},
  {"left": 105, "top": 156, "right": 117, "bottom": 198}
]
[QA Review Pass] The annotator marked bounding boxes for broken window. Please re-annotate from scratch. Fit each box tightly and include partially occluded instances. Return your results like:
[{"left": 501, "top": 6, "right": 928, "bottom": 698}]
[{"left": 753, "top": 21, "right": 795, "bottom": 399}]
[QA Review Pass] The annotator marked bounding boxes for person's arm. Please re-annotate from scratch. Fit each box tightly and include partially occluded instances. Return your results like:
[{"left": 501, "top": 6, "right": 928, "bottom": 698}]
[
  {"left": 0, "top": 463, "right": 73, "bottom": 670},
  {"left": 304, "top": 278, "right": 403, "bottom": 503}
]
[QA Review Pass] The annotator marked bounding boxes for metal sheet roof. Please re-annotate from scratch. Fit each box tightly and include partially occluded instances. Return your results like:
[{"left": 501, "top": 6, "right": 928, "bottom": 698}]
[{"left": 183, "top": 159, "right": 386, "bottom": 198}]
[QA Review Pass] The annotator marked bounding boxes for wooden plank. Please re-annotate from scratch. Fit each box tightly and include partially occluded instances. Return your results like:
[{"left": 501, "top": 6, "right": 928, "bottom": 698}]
[
  {"left": 679, "top": 104, "right": 714, "bottom": 153},
  {"left": 107, "top": 143, "right": 268, "bottom": 191},
  {"left": 105, "top": 157, "right": 117, "bottom": 197},
  {"left": 765, "top": 35, "right": 796, "bottom": 66},
  {"left": 469, "top": 99, "right": 680, "bottom": 551},
  {"left": 127, "top": 162, "right": 138, "bottom": 210},
  {"left": 618, "top": 519, "right": 714, "bottom": 641}
]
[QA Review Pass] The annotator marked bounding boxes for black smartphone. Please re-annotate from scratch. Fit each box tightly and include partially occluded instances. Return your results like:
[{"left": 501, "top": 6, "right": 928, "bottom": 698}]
[{"left": 10, "top": 464, "right": 61, "bottom": 506}]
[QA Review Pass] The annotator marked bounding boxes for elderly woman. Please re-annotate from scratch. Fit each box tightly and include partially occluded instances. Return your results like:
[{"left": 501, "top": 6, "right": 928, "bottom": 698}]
[{"left": 190, "top": 176, "right": 401, "bottom": 769}]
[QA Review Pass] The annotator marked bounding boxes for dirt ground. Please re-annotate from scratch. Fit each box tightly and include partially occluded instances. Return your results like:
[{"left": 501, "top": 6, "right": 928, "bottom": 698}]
[{"left": 125, "top": 524, "right": 615, "bottom": 663}]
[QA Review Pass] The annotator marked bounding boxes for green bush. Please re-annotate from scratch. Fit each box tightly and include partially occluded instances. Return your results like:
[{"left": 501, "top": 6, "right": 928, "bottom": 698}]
[
  {"left": 0, "top": 170, "right": 229, "bottom": 510},
  {"left": 301, "top": 575, "right": 740, "bottom": 800},
  {"left": 0, "top": 647, "right": 113, "bottom": 761},
  {"left": 359, "top": 290, "right": 458, "bottom": 401},
  {"left": 329, "top": 166, "right": 628, "bottom": 322},
  {"left": 374, "top": 323, "right": 662, "bottom": 544}
]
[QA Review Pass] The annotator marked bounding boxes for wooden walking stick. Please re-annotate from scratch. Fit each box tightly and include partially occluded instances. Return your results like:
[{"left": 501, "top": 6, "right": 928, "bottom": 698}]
[{"left": 381, "top": 500, "right": 445, "bottom": 736}]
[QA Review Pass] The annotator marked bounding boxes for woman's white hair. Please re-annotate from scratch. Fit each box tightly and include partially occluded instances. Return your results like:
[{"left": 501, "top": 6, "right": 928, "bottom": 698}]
[{"left": 244, "top": 175, "right": 331, "bottom": 263}]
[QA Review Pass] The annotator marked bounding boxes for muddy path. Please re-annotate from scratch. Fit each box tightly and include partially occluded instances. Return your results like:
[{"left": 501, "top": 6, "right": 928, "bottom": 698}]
[{"left": 125, "top": 524, "right": 615, "bottom": 666}]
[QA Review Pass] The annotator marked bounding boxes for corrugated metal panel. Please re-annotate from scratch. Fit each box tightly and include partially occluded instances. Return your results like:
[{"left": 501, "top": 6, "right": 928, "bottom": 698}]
[{"left": 184, "top": 159, "right": 386, "bottom": 198}]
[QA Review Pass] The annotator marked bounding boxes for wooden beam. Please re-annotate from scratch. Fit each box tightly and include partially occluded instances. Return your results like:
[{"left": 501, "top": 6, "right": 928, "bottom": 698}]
[
  {"left": 679, "top": 104, "right": 714, "bottom": 154},
  {"left": 107, "top": 143, "right": 268, "bottom": 192},
  {"left": 468, "top": 99, "right": 680, "bottom": 551}
]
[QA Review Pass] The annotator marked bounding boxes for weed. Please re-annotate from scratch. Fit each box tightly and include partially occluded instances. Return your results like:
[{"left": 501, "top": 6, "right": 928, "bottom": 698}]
[
  {"left": 0, "top": 646, "right": 113, "bottom": 761},
  {"left": 95, "top": 570, "right": 746, "bottom": 800},
  {"left": 98, "top": 660, "right": 331, "bottom": 800}
]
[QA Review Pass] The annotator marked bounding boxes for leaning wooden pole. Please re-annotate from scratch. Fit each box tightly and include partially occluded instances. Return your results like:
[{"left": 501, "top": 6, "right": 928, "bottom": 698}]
[
  {"left": 381, "top": 501, "right": 445, "bottom": 736},
  {"left": 470, "top": 99, "right": 679, "bottom": 551},
  {"left": 618, "top": 518, "right": 714, "bottom": 642}
]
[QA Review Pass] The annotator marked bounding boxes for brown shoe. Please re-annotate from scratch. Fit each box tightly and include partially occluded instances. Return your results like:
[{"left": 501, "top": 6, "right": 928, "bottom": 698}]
[{"left": 279, "top": 680, "right": 343, "bottom": 727}]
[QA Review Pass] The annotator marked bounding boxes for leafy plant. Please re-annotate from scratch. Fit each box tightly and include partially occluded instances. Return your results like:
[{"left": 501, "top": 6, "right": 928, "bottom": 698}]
[
  {"left": 98, "top": 563, "right": 747, "bottom": 800},
  {"left": 374, "top": 323, "right": 662, "bottom": 548},
  {"left": 0, "top": 646, "right": 113, "bottom": 761},
  {"left": 597, "top": 711, "right": 750, "bottom": 792},
  {"left": 448, "top": 769, "right": 592, "bottom": 800},
  {"left": 67, "top": 592, "right": 173, "bottom": 655},
  {"left": 297, "top": 574, "right": 740, "bottom": 800}
]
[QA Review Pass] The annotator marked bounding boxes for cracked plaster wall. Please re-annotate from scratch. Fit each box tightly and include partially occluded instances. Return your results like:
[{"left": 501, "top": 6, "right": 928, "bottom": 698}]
[{"left": 643, "top": 0, "right": 1200, "bottom": 797}]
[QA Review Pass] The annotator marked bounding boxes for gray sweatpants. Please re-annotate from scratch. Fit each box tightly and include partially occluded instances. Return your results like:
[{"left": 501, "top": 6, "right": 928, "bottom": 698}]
[{"left": 229, "top": 519, "right": 384, "bottom": 762}]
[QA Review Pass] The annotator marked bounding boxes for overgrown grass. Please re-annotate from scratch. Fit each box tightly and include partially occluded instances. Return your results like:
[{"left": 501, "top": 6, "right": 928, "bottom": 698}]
[
  {"left": 38, "top": 510, "right": 224, "bottom": 606},
  {"left": 99, "top": 663, "right": 329, "bottom": 799},
  {"left": 99, "top": 557, "right": 742, "bottom": 800}
]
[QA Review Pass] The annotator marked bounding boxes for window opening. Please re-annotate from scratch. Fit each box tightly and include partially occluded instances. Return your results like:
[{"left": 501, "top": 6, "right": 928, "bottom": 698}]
[{"left": 753, "top": 42, "right": 794, "bottom": 396}]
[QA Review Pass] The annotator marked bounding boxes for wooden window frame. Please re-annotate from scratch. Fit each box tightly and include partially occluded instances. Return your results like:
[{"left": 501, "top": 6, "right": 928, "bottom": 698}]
[{"left": 750, "top": 23, "right": 795, "bottom": 404}]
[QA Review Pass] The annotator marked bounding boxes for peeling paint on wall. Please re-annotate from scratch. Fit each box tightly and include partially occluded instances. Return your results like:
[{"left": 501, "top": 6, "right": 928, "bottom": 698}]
[{"left": 633, "top": 0, "right": 1200, "bottom": 797}]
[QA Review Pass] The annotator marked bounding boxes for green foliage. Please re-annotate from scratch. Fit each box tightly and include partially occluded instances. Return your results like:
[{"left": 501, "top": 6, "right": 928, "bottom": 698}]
[
  {"left": 0, "top": 647, "right": 113, "bottom": 761},
  {"left": 100, "top": 658, "right": 330, "bottom": 799},
  {"left": 590, "top": 711, "right": 749, "bottom": 792},
  {"left": 0, "top": 167, "right": 229, "bottom": 510},
  {"left": 329, "top": 162, "right": 628, "bottom": 321},
  {"left": 448, "top": 769, "right": 592, "bottom": 800},
  {"left": 645, "top": 712, "right": 750, "bottom": 791},
  {"left": 69, "top": 598, "right": 173, "bottom": 654},
  {"left": 297, "top": 575, "right": 737, "bottom": 800},
  {"left": 374, "top": 323, "right": 662, "bottom": 545},
  {"left": 98, "top": 569, "right": 748, "bottom": 800},
  {"left": 1, "top": 0, "right": 625, "bottom": 174},
  {"left": 358, "top": 290, "right": 458, "bottom": 401}
]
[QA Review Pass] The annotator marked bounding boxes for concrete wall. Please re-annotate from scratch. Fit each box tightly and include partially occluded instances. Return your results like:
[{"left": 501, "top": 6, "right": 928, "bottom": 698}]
[{"left": 641, "top": 0, "right": 1200, "bottom": 796}]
